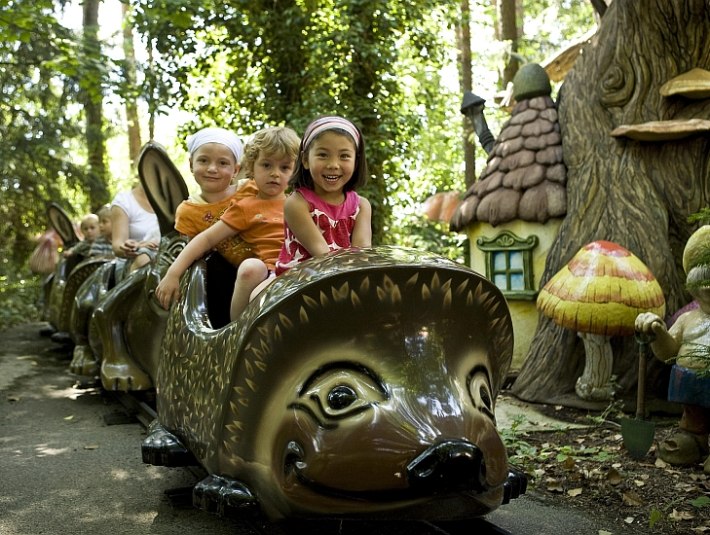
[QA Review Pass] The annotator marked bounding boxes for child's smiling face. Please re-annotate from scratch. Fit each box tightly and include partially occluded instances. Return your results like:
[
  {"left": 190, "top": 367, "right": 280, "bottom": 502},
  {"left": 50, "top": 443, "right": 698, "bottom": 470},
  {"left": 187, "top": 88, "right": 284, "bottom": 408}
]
[
  {"left": 190, "top": 142, "right": 240, "bottom": 199},
  {"left": 303, "top": 131, "right": 356, "bottom": 203}
]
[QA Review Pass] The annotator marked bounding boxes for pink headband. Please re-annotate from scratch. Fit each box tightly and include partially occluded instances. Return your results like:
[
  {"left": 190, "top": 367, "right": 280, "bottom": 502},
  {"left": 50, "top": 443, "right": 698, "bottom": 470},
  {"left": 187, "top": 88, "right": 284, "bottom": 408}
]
[{"left": 302, "top": 116, "right": 361, "bottom": 149}]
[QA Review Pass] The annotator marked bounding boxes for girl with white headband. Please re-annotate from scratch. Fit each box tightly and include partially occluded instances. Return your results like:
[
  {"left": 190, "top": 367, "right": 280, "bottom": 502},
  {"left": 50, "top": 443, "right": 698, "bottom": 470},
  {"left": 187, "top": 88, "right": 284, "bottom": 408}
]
[
  {"left": 171, "top": 126, "right": 258, "bottom": 268},
  {"left": 273, "top": 115, "right": 372, "bottom": 275}
]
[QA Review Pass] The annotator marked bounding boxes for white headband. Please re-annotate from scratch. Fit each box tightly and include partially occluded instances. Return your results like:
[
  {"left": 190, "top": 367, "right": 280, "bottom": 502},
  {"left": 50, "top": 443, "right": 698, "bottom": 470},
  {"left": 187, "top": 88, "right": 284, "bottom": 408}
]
[
  {"left": 302, "top": 116, "right": 361, "bottom": 150},
  {"left": 186, "top": 127, "right": 244, "bottom": 162}
]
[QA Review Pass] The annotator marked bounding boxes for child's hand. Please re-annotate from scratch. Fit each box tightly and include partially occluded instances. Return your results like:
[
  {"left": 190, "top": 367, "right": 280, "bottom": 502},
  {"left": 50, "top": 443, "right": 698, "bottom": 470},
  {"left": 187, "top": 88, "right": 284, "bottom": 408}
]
[{"left": 155, "top": 273, "right": 180, "bottom": 309}]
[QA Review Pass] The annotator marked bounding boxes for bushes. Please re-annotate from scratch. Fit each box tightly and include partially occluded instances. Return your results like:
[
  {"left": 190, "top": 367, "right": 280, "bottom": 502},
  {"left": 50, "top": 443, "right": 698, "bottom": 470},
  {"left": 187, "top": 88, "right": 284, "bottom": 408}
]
[{"left": 0, "top": 275, "right": 42, "bottom": 332}]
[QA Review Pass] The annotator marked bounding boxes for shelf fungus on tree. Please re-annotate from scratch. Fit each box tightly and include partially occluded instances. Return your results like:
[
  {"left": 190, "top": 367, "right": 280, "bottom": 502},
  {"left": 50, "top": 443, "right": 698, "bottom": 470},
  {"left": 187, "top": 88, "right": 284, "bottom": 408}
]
[
  {"left": 659, "top": 67, "right": 710, "bottom": 99},
  {"left": 610, "top": 118, "right": 710, "bottom": 141},
  {"left": 536, "top": 240, "right": 666, "bottom": 401}
]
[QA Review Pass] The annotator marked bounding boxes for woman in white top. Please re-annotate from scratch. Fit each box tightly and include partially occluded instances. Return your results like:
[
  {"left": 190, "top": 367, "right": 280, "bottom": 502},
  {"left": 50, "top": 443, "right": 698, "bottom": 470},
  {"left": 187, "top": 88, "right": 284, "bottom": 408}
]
[{"left": 111, "top": 183, "right": 160, "bottom": 272}]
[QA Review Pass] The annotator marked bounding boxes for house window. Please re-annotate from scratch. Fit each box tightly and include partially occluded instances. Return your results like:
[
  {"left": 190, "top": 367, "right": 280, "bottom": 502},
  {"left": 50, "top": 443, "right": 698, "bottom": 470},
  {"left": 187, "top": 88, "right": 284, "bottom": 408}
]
[{"left": 476, "top": 230, "right": 538, "bottom": 300}]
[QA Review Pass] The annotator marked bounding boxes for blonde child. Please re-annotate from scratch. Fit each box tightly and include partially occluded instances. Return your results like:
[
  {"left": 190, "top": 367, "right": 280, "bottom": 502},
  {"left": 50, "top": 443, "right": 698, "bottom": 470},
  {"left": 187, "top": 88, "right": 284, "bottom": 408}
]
[
  {"left": 275, "top": 115, "right": 372, "bottom": 275},
  {"left": 88, "top": 205, "right": 114, "bottom": 257},
  {"left": 63, "top": 213, "right": 101, "bottom": 258},
  {"left": 155, "top": 126, "right": 300, "bottom": 320},
  {"left": 172, "top": 126, "right": 256, "bottom": 265}
]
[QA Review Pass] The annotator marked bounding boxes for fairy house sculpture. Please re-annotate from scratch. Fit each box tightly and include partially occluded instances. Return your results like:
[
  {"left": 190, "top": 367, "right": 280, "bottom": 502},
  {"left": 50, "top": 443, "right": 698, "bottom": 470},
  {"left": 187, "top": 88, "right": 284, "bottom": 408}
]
[
  {"left": 511, "top": 0, "right": 710, "bottom": 407},
  {"left": 450, "top": 63, "right": 566, "bottom": 370}
]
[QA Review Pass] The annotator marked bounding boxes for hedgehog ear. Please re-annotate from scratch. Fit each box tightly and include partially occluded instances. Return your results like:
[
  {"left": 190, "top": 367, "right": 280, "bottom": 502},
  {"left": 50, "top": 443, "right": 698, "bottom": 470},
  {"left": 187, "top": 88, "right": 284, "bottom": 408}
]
[
  {"left": 138, "top": 140, "right": 189, "bottom": 236},
  {"left": 47, "top": 202, "right": 79, "bottom": 247}
]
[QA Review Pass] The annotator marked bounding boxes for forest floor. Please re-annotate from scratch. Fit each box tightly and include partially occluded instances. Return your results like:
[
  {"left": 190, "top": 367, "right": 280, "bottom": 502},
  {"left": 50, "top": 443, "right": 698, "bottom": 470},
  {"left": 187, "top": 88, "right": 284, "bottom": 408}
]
[{"left": 500, "top": 392, "right": 710, "bottom": 534}]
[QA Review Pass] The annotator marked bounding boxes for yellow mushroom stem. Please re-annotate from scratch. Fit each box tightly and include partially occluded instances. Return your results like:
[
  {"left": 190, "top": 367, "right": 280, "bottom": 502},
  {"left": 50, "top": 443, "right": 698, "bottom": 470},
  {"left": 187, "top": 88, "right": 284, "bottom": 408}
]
[{"left": 575, "top": 332, "right": 614, "bottom": 401}]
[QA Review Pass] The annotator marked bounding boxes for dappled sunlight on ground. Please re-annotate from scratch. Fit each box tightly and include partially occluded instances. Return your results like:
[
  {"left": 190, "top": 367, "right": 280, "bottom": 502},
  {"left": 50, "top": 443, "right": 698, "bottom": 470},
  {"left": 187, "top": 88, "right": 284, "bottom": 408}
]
[
  {"left": 144, "top": 465, "right": 181, "bottom": 481},
  {"left": 41, "top": 382, "right": 99, "bottom": 401},
  {"left": 34, "top": 444, "right": 71, "bottom": 457},
  {"left": 110, "top": 468, "right": 131, "bottom": 481}
]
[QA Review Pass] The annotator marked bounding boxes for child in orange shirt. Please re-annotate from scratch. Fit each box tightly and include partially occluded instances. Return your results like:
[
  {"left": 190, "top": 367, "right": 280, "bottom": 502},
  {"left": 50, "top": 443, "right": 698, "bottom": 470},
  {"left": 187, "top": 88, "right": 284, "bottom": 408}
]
[
  {"left": 155, "top": 126, "right": 300, "bottom": 320},
  {"left": 173, "top": 127, "right": 257, "bottom": 263}
]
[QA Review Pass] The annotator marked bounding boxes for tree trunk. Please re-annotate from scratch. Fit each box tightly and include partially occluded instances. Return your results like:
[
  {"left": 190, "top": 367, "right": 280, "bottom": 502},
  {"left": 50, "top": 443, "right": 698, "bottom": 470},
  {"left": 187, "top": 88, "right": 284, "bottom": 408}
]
[
  {"left": 496, "top": 0, "right": 518, "bottom": 88},
  {"left": 512, "top": 0, "right": 710, "bottom": 405},
  {"left": 82, "top": 0, "right": 109, "bottom": 209},
  {"left": 147, "top": 42, "right": 155, "bottom": 141},
  {"left": 122, "top": 2, "right": 142, "bottom": 168},
  {"left": 456, "top": 0, "right": 476, "bottom": 188}
]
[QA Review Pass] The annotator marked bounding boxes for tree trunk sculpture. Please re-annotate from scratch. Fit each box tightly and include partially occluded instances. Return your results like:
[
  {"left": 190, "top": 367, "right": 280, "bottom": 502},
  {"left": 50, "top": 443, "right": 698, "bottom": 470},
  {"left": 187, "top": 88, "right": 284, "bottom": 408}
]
[{"left": 513, "top": 0, "right": 710, "bottom": 405}]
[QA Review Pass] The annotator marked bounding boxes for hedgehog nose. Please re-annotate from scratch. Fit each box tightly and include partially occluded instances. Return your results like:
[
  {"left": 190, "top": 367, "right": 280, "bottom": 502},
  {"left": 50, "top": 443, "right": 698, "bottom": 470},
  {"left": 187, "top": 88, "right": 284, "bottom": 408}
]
[{"left": 406, "top": 439, "right": 487, "bottom": 492}]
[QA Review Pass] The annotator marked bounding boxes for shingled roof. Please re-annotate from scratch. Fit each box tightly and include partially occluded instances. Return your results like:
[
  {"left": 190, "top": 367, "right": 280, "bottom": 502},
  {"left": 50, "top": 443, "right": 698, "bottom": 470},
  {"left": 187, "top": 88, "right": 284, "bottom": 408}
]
[{"left": 450, "top": 94, "right": 567, "bottom": 231}]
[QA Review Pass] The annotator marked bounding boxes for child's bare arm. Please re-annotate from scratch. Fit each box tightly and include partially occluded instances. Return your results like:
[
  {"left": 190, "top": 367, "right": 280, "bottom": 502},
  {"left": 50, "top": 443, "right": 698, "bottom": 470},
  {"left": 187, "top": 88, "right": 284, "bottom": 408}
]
[
  {"left": 351, "top": 197, "right": 372, "bottom": 248},
  {"left": 284, "top": 193, "right": 330, "bottom": 257},
  {"left": 155, "top": 221, "right": 235, "bottom": 308}
]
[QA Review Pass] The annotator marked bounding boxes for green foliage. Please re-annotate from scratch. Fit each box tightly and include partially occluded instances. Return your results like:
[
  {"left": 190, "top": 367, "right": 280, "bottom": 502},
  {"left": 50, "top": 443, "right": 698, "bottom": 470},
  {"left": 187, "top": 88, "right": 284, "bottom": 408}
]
[
  {"left": 584, "top": 398, "right": 625, "bottom": 426},
  {"left": 647, "top": 495, "right": 705, "bottom": 529},
  {"left": 500, "top": 414, "right": 541, "bottom": 472},
  {"left": 688, "top": 207, "right": 710, "bottom": 226},
  {"left": 553, "top": 444, "right": 613, "bottom": 463},
  {"left": 387, "top": 212, "right": 468, "bottom": 263},
  {"left": 501, "top": 411, "right": 621, "bottom": 477},
  {"left": 517, "top": 0, "right": 596, "bottom": 64},
  {"left": 0, "top": 275, "right": 42, "bottom": 332},
  {"left": 0, "top": 0, "right": 91, "bottom": 272},
  {"left": 131, "top": 0, "right": 460, "bottom": 243},
  {"left": 691, "top": 495, "right": 710, "bottom": 508},
  {"left": 648, "top": 507, "right": 663, "bottom": 529}
]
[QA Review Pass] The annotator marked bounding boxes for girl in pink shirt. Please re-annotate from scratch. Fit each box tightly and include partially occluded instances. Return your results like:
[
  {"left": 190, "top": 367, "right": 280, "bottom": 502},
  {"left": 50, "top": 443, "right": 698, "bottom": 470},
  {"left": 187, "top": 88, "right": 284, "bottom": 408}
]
[{"left": 275, "top": 115, "right": 372, "bottom": 274}]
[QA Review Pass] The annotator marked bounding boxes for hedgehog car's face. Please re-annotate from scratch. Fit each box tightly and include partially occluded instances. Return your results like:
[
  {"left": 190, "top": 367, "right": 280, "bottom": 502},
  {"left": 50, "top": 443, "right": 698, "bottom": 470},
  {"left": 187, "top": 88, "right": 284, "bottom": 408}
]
[{"left": 250, "top": 321, "right": 509, "bottom": 517}]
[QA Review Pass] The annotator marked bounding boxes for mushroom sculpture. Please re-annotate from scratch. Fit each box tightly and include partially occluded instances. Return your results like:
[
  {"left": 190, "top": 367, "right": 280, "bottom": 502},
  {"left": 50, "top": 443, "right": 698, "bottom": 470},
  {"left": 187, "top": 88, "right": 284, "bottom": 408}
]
[{"left": 537, "top": 240, "right": 666, "bottom": 401}]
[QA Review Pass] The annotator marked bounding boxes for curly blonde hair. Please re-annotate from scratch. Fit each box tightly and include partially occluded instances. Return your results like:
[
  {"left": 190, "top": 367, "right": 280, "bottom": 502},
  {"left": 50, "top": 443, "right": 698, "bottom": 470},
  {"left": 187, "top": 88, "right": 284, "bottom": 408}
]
[{"left": 239, "top": 126, "right": 300, "bottom": 180}]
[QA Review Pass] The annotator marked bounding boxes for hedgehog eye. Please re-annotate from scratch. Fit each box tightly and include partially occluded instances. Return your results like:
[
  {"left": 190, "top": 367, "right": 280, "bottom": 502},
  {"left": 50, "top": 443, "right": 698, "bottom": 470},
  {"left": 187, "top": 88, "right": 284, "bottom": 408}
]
[
  {"left": 327, "top": 385, "right": 357, "bottom": 410},
  {"left": 302, "top": 367, "right": 387, "bottom": 421},
  {"left": 468, "top": 368, "right": 495, "bottom": 421}
]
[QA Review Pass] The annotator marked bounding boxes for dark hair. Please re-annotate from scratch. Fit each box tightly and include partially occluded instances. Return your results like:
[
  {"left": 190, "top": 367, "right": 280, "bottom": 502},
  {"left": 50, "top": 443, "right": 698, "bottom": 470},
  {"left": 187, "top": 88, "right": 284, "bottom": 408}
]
[{"left": 289, "top": 117, "right": 368, "bottom": 193}]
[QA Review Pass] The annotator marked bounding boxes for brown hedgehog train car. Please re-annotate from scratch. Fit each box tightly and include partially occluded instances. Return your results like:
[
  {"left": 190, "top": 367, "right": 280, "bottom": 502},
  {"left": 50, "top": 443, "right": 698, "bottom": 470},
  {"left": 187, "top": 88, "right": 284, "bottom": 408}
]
[
  {"left": 143, "top": 241, "right": 527, "bottom": 519},
  {"left": 59, "top": 141, "right": 526, "bottom": 521}
]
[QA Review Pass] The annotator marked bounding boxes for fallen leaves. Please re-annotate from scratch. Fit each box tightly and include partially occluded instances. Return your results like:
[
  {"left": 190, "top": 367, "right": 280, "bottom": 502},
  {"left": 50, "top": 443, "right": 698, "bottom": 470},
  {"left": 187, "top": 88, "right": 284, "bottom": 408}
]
[
  {"left": 507, "top": 417, "right": 710, "bottom": 534},
  {"left": 670, "top": 508, "right": 696, "bottom": 521},
  {"left": 607, "top": 467, "right": 623, "bottom": 485},
  {"left": 622, "top": 490, "right": 645, "bottom": 506}
]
